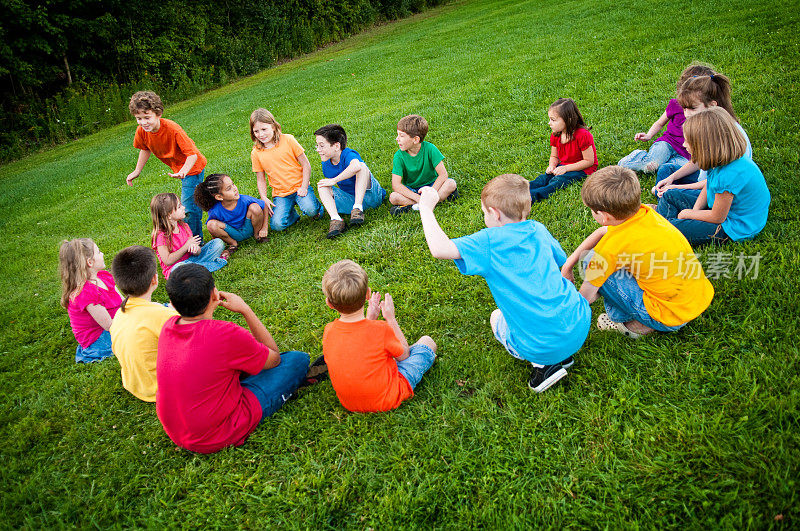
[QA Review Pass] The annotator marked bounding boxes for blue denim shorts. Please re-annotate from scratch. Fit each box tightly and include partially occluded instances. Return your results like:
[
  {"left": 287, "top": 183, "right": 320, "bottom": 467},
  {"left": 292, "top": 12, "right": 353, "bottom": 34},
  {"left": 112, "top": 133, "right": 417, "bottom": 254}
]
[
  {"left": 75, "top": 330, "right": 114, "bottom": 363},
  {"left": 332, "top": 174, "right": 387, "bottom": 213},
  {"left": 223, "top": 218, "right": 254, "bottom": 242},
  {"left": 491, "top": 309, "right": 525, "bottom": 360},
  {"left": 396, "top": 343, "right": 436, "bottom": 389}
]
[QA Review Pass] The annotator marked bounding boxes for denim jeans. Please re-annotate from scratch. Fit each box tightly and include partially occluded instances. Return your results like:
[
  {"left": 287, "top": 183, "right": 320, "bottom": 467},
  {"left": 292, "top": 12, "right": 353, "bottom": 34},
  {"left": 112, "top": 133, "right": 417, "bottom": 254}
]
[
  {"left": 618, "top": 141, "right": 689, "bottom": 172},
  {"left": 529, "top": 170, "right": 586, "bottom": 202},
  {"left": 656, "top": 163, "right": 700, "bottom": 186},
  {"left": 172, "top": 238, "right": 227, "bottom": 274},
  {"left": 656, "top": 189, "right": 731, "bottom": 245},
  {"left": 396, "top": 343, "right": 436, "bottom": 389},
  {"left": 332, "top": 174, "right": 387, "bottom": 213},
  {"left": 241, "top": 351, "right": 310, "bottom": 421},
  {"left": 75, "top": 330, "right": 114, "bottom": 363},
  {"left": 270, "top": 186, "right": 324, "bottom": 231},
  {"left": 181, "top": 169, "right": 205, "bottom": 240}
]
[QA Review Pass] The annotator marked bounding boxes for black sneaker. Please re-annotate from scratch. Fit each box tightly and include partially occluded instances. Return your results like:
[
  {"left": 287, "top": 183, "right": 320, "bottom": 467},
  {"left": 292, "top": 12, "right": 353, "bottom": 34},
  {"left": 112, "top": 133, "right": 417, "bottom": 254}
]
[
  {"left": 390, "top": 205, "right": 413, "bottom": 216},
  {"left": 298, "top": 355, "right": 329, "bottom": 389},
  {"left": 527, "top": 356, "right": 573, "bottom": 393},
  {"left": 446, "top": 188, "right": 460, "bottom": 202}
]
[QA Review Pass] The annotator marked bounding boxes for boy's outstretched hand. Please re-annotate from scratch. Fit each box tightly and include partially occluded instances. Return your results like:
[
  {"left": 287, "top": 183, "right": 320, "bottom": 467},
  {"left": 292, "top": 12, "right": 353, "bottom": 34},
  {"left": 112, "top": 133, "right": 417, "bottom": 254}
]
[
  {"left": 418, "top": 186, "right": 440, "bottom": 211},
  {"left": 366, "top": 291, "right": 381, "bottom": 320},
  {"left": 380, "top": 293, "right": 396, "bottom": 322},
  {"left": 218, "top": 291, "right": 250, "bottom": 314}
]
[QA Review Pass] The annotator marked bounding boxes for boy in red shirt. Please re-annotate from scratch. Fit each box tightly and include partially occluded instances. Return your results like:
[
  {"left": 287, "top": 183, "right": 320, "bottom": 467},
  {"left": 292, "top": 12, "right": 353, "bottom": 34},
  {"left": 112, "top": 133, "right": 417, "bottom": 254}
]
[
  {"left": 321, "top": 259, "right": 437, "bottom": 412},
  {"left": 156, "top": 264, "right": 309, "bottom": 453},
  {"left": 127, "top": 91, "right": 207, "bottom": 239}
]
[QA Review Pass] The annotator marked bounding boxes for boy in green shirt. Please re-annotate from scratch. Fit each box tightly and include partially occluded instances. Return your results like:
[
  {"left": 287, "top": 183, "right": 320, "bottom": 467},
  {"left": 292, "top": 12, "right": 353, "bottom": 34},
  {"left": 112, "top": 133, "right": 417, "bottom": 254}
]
[{"left": 389, "top": 114, "right": 458, "bottom": 215}]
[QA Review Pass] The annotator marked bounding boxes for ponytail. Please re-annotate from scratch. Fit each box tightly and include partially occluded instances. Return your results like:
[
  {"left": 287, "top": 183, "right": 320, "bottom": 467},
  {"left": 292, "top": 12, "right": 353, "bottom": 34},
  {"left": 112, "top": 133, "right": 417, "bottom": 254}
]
[{"left": 193, "top": 173, "right": 227, "bottom": 211}]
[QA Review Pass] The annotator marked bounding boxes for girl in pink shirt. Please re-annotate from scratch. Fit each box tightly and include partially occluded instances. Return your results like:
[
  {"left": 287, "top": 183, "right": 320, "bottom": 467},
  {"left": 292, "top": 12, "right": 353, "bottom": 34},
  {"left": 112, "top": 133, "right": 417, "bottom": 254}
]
[{"left": 59, "top": 238, "right": 123, "bottom": 363}]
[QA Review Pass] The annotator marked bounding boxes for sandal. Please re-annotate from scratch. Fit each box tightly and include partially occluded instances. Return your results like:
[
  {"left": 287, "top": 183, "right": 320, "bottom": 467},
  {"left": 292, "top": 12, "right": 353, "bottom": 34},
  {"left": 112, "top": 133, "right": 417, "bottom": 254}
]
[
  {"left": 255, "top": 235, "right": 269, "bottom": 243},
  {"left": 596, "top": 313, "right": 642, "bottom": 339},
  {"left": 220, "top": 244, "right": 239, "bottom": 260}
]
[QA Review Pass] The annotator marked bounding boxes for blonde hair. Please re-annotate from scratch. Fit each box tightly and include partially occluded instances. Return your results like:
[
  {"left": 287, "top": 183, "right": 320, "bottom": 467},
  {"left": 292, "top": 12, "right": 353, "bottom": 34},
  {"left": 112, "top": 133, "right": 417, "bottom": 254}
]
[
  {"left": 59, "top": 238, "right": 96, "bottom": 308},
  {"left": 481, "top": 174, "right": 531, "bottom": 221},
  {"left": 683, "top": 107, "right": 747, "bottom": 171},
  {"left": 397, "top": 114, "right": 428, "bottom": 141},
  {"left": 581, "top": 166, "right": 641, "bottom": 220},
  {"left": 322, "top": 260, "right": 369, "bottom": 314},
  {"left": 150, "top": 193, "right": 183, "bottom": 249},
  {"left": 250, "top": 108, "right": 282, "bottom": 149}
]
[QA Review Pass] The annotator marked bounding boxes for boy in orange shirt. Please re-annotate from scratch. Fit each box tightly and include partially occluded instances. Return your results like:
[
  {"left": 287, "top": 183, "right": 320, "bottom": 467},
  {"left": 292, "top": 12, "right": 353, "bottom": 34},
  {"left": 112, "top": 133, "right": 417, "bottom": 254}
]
[
  {"left": 127, "top": 91, "right": 207, "bottom": 239},
  {"left": 321, "top": 260, "right": 437, "bottom": 412}
]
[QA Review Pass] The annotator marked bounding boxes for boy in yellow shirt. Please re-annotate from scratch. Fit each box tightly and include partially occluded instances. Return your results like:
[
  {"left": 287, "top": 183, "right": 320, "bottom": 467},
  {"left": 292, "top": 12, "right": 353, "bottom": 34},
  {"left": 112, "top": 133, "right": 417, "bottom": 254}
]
[
  {"left": 110, "top": 246, "right": 178, "bottom": 402},
  {"left": 561, "top": 166, "right": 714, "bottom": 338}
]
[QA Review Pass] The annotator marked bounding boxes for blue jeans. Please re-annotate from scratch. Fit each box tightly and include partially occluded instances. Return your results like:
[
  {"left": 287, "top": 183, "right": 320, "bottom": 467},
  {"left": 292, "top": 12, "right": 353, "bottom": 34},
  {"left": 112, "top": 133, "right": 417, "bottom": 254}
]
[
  {"left": 222, "top": 218, "right": 254, "bottom": 242},
  {"left": 172, "top": 238, "right": 228, "bottom": 274},
  {"left": 656, "top": 163, "right": 700, "bottom": 186},
  {"left": 332, "top": 174, "right": 386, "bottom": 213},
  {"left": 396, "top": 343, "right": 436, "bottom": 389},
  {"left": 618, "top": 141, "right": 689, "bottom": 172},
  {"left": 529, "top": 169, "right": 586, "bottom": 202},
  {"left": 241, "top": 351, "right": 310, "bottom": 421},
  {"left": 75, "top": 330, "right": 114, "bottom": 363},
  {"left": 656, "top": 189, "right": 730, "bottom": 245},
  {"left": 598, "top": 269, "right": 684, "bottom": 332},
  {"left": 181, "top": 169, "right": 205, "bottom": 240},
  {"left": 270, "top": 186, "right": 324, "bottom": 231}
]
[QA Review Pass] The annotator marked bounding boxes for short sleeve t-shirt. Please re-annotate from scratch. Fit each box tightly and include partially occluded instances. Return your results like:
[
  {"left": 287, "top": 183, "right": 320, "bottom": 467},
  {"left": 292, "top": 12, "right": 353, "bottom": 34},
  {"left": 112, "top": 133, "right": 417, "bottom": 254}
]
[
  {"left": 323, "top": 319, "right": 411, "bottom": 412},
  {"left": 705, "top": 156, "right": 770, "bottom": 241},
  {"left": 585, "top": 205, "right": 714, "bottom": 326},
  {"left": 67, "top": 270, "right": 123, "bottom": 348},
  {"left": 452, "top": 221, "right": 591, "bottom": 365},
  {"left": 110, "top": 297, "right": 178, "bottom": 402},
  {"left": 392, "top": 141, "right": 445, "bottom": 189},
  {"left": 251, "top": 134, "right": 305, "bottom": 197},
  {"left": 156, "top": 317, "right": 269, "bottom": 454},
  {"left": 550, "top": 127, "right": 597, "bottom": 175},
  {"left": 321, "top": 147, "right": 363, "bottom": 196},
  {"left": 655, "top": 99, "right": 690, "bottom": 160},
  {"left": 207, "top": 195, "right": 265, "bottom": 230},
  {"left": 133, "top": 118, "right": 206, "bottom": 175},
  {"left": 153, "top": 222, "right": 193, "bottom": 278}
]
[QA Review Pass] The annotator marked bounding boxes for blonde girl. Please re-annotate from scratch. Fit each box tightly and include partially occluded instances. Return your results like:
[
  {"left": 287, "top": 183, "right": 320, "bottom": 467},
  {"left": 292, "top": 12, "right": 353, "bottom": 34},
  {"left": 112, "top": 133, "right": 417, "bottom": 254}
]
[
  {"left": 59, "top": 238, "right": 122, "bottom": 363},
  {"left": 250, "top": 108, "right": 324, "bottom": 231},
  {"left": 150, "top": 192, "right": 227, "bottom": 278},
  {"left": 655, "top": 107, "right": 770, "bottom": 245}
]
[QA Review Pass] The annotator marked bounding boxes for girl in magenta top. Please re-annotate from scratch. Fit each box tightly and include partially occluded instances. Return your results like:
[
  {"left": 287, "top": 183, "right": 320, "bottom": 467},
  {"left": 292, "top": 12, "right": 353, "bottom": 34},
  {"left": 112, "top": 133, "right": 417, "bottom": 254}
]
[
  {"left": 618, "top": 62, "right": 715, "bottom": 174},
  {"left": 528, "top": 97, "right": 597, "bottom": 203},
  {"left": 59, "top": 238, "right": 122, "bottom": 363}
]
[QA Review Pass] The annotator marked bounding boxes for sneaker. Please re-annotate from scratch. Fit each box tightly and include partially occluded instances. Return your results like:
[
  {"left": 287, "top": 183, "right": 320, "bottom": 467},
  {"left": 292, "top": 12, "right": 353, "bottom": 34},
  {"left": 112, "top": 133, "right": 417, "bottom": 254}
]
[
  {"left": 527, "top": 356, "right": 573, "bottom": 393},
  {"left": 298, "top": 355, "right": 329, "bottom": 389},
  {"left": 390, "top": 205, "right": 413, "bottom": 216},
  {"left": 349, "top": 208, "right": 365, "bottom": 225},
  {"left": 446, "top": 188, "right": 460, "bottom": 202},
  {"left": 326, "top": 219, "right": 346, "bottom": 239}
]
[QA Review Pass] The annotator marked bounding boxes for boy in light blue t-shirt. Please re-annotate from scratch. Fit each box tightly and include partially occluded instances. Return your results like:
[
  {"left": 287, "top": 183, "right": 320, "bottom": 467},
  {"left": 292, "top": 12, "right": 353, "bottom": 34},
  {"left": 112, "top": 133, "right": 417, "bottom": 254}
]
[
  {"left": 314, "top": 124, "right": 386, "bottom": 239},
  {"left": 418, "top": 173, "right": 590, "bottom": 392}
]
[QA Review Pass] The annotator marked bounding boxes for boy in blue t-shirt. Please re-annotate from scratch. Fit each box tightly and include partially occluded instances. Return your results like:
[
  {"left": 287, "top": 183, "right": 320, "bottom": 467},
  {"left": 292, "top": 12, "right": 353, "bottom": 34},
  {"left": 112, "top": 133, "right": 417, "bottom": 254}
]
[
  {"left": 314, "top": 124, "right": 386, "bottom": 239},
  {"left": 389, "top": 114, "right": 458, "bottom": 216},
  {"left": 418, "top": 173, "right": 590, "bottom": 392}
]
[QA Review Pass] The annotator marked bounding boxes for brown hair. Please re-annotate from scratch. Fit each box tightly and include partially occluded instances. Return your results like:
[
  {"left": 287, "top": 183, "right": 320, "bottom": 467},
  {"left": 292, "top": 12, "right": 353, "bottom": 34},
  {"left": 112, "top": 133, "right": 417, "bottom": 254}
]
[
  {"left": 397, "top": 114, "right": 428, "bottom": 141},
  {"left": 59, "top": 238, "right": 96, "bottom": 308},
  {"left": 676, "top": 62, "right": 716, "bottom": 92},
  {"left": 322, "top": 260, "right": 369, "bottom": 314},
  {"left": 581, "top": 166, "right": 641, "bottom": 220},
  {"left": 150, "top": 193, "right": 184, "bottom": 250},
  {"left": 250, "top": 108, "right": 282, "bottom": 149},
  {"left": 549, "top": 98, "right": 588, "bottom": 140},
  {"left": 193, "top": 173, "right": 228, "bottom": 211},
  {"left": 129, "top": 91, "right": 164, "bottom": 115},
  {"left": 677, "top": 72, "right": 737, "bottom": 122},
  {"left": 481, "top": 174, "right": 531, "bottom": 221},
  {"left": 682, "top": 107, "right": 747, "bottom": 171}
]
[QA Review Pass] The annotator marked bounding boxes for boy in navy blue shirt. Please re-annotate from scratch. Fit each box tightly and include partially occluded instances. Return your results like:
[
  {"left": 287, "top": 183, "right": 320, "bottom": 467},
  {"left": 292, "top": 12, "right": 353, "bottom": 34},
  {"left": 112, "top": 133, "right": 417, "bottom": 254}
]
[
  {"left": 418, "top": 173, "right": 590, "bottom": 391},
  {"left": 314, "top": 124, "right": 386, "bottom": 239}
]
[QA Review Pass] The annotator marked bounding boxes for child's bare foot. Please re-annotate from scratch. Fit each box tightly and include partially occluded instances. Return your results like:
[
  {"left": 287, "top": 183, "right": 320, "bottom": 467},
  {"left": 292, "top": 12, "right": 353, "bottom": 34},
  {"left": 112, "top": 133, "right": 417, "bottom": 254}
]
[
  {"left": 624, "top": 320, "right": 655, "bottom": 336},
  {"left": 255, "top": 229, "right": 269, "bottom": 243}
]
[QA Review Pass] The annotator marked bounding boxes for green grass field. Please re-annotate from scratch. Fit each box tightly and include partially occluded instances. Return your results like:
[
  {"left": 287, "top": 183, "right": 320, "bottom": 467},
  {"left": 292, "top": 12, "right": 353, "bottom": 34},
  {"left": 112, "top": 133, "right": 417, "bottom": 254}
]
[{"left": 1, "top": 0, "right": 799, "bottom": 526}]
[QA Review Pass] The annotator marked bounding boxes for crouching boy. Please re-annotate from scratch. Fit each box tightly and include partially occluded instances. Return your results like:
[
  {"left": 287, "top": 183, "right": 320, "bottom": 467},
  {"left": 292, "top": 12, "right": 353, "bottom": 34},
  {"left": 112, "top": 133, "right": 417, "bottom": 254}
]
[
  {"left": 418, "top": 174, "right": 590, "bottom": 392},
  {"left": 156, "top": 264, "right": 310, "bottom": 453},
  {"left": 322, "top": 259, "right": 436, "bottom": 412},
  {"left": 561, "top": 165, "right": 714, "bottom": 337}
]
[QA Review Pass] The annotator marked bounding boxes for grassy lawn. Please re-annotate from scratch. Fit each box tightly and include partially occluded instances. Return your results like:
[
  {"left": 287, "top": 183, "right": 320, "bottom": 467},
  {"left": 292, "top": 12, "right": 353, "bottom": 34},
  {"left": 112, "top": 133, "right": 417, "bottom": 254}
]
[{"left": 1, "top": 0, "right": 799, "bottom": 526}]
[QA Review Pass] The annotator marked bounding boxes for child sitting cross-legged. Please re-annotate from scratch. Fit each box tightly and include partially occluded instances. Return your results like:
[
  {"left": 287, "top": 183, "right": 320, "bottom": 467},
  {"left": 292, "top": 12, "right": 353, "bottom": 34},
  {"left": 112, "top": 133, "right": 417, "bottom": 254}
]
[
  {"left": 418, "top": 174, "right": 590, "bottom": 392},
  {"left": 156, "top": 264, "right": 311, "bottom": 454},
  {"left": 322, "top": 260, "right": 437, "bottom": 412},
  {"left": 110, "top": 245, "right": 178, "bottom": 402},
  {"left": 561, "top": 166, "right": 715, "bottom": 338}
]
